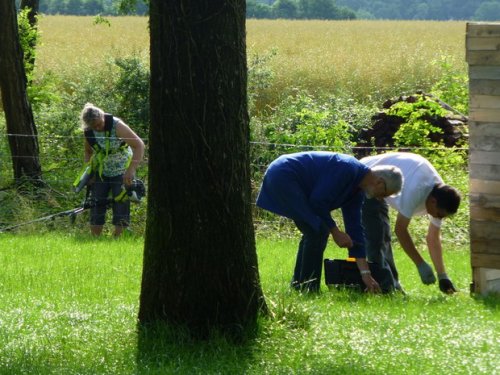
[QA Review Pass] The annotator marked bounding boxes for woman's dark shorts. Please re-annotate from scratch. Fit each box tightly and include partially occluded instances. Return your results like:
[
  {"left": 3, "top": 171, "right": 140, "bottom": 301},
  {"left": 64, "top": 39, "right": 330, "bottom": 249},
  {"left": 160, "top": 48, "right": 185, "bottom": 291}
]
[{"left": 90, "top": 175, "right": 130, "bottom": 226}]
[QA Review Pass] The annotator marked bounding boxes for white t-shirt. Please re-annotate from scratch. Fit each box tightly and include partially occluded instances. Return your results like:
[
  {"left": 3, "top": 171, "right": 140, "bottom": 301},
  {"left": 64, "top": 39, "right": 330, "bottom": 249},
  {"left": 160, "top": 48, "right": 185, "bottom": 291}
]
[{"left": 361, "top": 152, "right": 443, "bottom": 227}]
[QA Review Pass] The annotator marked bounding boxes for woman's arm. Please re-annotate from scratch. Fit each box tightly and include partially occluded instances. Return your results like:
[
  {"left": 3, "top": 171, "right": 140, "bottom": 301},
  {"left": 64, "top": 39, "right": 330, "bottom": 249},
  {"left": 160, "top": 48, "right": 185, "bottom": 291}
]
[
  {"left": 84, "top": 138, "right": 93, "bottom": 163},
  {"left": 115, "top": 120, "right": 145, "bottom": 185}
]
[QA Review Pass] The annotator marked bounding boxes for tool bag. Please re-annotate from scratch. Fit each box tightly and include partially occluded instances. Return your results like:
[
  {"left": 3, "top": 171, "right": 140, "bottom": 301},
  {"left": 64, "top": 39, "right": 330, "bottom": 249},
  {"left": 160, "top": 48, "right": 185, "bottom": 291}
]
[{"left": 324, "top": 258, "right": 392, "bottom": 292}]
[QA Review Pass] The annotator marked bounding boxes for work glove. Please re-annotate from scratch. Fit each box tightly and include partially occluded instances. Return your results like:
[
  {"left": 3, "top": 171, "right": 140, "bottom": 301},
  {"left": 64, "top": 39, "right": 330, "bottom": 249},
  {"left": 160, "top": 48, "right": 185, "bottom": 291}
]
[
  {"left": 438, "top": 273, "right": 457, "bottom": 294},
  {"left": 417, "top": 261, "right": 436, "bottom": 285}
]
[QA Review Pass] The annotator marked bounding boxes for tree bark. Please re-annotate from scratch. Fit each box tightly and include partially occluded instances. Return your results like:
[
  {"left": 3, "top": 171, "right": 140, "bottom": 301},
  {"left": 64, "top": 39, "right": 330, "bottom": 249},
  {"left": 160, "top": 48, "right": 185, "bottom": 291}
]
[
  {"left": 0, "top": 0, "right": 42, "bottom": 183},
  {"left": 139, "top": 0, "right": 266, "bottom": 338}
]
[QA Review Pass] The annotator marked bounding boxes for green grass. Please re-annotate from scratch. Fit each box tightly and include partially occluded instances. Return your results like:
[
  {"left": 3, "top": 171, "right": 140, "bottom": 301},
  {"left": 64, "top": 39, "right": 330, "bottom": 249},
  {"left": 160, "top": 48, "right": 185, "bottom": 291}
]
[
  {"left": 0, "top": 234, "right": 139, "bottom": 374},
  {"left": 0, "top": 233, "right": 498, "bottom": 374}
]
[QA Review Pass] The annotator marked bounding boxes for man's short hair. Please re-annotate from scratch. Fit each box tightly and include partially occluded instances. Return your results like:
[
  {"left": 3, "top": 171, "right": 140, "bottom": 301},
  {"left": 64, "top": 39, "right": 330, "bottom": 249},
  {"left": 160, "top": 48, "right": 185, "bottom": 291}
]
[
  {"left": 371, "top": 165, "right": 404, "bottom": 196},
  {"left": 430, "top": 184, "right": 461, "bottom": 215}
]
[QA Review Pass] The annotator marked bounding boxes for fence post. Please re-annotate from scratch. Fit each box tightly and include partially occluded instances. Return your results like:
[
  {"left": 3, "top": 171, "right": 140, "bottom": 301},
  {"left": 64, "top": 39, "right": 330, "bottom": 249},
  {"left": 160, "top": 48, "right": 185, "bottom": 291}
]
[{"left": 466, "top": 22, "right": 500, "bottom": 295}]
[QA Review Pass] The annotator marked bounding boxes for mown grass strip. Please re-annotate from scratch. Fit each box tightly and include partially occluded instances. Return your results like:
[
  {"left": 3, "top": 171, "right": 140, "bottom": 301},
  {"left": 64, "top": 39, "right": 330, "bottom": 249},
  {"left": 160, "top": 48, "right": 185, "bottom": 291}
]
[{"left": 0, "top": 233, "right": 497, "bottom": 374}]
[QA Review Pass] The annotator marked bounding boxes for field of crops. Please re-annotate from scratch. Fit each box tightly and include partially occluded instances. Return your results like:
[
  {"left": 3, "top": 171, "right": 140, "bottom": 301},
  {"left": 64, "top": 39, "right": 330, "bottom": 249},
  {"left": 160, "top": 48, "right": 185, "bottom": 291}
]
[{"left": 36, "top": 17, "right": 467, "bottom": 101}]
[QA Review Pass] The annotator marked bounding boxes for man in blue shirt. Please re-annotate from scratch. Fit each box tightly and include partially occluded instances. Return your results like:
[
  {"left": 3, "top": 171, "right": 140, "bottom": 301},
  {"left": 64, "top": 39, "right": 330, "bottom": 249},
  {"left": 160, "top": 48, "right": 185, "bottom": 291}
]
[{"left": 257, "top": 151, "right": 403, "bottom": 292}]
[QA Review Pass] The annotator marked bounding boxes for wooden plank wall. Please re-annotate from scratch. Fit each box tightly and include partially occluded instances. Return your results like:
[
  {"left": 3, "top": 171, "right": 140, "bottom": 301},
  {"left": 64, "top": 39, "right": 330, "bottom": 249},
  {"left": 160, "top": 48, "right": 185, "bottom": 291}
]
[{"left": 466, "top": 23, "right": 500, "bottom": 294}]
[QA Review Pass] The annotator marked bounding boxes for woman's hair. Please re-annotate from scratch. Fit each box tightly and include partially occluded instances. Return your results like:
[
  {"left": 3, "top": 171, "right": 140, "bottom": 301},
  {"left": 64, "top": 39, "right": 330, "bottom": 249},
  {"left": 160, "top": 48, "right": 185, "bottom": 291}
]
[
  {"left": 80, "top": 103, "right": 104, "bottom": 130},
  {"left": 430, "top": 183, "right": 461, "bottom": 215},
  {"left": 372, "top": 165, "right": 404, "bottom": 196}
]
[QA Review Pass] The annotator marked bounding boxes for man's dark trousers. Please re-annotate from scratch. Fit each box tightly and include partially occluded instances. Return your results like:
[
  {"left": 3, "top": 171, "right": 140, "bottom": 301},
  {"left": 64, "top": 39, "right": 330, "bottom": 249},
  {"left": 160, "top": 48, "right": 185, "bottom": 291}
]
[{"left": 362, "top": 197, "right": 400, "bottom": 292}]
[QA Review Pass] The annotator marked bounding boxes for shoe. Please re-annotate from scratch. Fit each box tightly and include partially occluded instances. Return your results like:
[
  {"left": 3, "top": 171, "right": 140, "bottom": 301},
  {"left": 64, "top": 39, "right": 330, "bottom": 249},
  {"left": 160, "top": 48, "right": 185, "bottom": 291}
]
[{"left": 394, "top": 280, "right": 407, "bottom": 295}]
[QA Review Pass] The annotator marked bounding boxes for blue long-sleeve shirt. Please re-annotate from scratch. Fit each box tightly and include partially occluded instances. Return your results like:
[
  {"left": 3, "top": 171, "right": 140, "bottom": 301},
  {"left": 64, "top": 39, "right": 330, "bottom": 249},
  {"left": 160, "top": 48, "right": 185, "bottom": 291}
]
[{"left": 256, "top": 152, "right": 369, "bottom": 258}]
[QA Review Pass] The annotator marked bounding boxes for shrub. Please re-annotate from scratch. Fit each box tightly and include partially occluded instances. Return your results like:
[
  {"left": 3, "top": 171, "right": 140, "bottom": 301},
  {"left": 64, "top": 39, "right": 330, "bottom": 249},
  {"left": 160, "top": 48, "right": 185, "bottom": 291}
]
[
  {"left": 430, "top": 56, "right": 469, "bottom": 115},
  {"left": 256, "top": 92, "right": 353, "bottom": 149},
  {"left": 388, "top": 95, "right": 468, "bottom": 172},
  {"left": 250, "top": 90, "right": 372, "bottom": 185},
  {"left": 113, "top": 55, "right": 150, "bottom": 139},
  {"left": 248, "top": 48, "right": 277, "bottom": 115},
  {"left": 391, "top": 97, "right": 447, "bottom": 148},
  {"left": 17, "top": 8, "right": 39, "bottom": 80}
]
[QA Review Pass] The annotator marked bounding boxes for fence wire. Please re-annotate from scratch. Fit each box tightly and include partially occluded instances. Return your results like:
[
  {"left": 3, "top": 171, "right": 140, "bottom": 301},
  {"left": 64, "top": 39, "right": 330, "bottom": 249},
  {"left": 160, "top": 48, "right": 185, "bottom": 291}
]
[{"left": 0, "top": 131, "right": 469, "bottom": 233}]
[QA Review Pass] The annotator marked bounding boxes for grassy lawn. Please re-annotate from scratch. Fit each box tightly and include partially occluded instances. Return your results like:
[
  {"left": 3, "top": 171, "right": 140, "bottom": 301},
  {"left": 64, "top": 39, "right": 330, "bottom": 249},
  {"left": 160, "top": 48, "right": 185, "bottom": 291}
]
[{"left": 0, "top": 233, "right": 498, "bottom": 374}]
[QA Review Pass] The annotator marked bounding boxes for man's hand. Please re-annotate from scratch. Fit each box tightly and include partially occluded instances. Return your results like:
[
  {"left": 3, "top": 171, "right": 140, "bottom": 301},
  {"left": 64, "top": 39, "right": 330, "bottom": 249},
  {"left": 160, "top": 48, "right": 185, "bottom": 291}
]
[
  {"left": 356, "top": 258, "right": 381, "bottom": 293},
  {"left": 417, "top": 261, "right": 436, "bottom": 285},
  {"left": 362, "top": 273, "right": 382, "bottom": 294},
  {"left": 438, "top": 273, "right": 457, "bottom": 294}
]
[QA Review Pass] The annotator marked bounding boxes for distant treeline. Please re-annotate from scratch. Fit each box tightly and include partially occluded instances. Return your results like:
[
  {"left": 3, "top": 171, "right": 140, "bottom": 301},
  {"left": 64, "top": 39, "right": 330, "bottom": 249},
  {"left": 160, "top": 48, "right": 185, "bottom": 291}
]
[
  {"left": 26, "top": 0, "right": 354, "bottom": 19},
  {"left": 18, "top": 0, "right": 500, "bottom": 20},
  {"left": 19, "top": 0, "right": 148, "bottom": 16},
  {"left": 251, "top": 0, "right": 500, "bottom": 20},
  {"left": 248, "top": 0, "right": 356, "bottom": 20},
  {"left": 335, "top": 0, "right": 500, "bottom": 20}
]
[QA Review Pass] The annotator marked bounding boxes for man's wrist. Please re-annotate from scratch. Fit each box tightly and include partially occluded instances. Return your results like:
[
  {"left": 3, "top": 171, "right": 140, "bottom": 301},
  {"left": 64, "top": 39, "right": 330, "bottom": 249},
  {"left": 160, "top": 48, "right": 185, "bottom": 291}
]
[{"left": 360, "top": 270, "right": 371, "bottom": 276}]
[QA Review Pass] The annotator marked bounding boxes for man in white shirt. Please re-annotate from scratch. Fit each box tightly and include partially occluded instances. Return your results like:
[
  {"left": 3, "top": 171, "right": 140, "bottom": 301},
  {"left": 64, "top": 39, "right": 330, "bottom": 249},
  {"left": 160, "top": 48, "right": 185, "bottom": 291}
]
[{"left": 361, "top": 152, "right": 461, "bottom": 294}]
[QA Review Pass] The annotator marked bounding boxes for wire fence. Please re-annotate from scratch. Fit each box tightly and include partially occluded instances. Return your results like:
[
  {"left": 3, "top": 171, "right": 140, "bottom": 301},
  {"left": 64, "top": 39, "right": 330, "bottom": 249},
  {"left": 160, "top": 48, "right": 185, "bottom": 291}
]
[
  {"left": 0, "top": 131, "right": 470, "bottom": 237},
  {"left": 0, "top": 144, "right": 469, "bottom": 183},
  {"left": 0, "top": 130, "right": 470, "bottom": 188}
]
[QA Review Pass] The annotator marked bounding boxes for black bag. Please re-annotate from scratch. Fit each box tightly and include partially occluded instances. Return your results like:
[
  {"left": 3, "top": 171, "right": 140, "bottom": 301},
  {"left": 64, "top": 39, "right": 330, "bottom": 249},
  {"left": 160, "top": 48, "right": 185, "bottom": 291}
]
[{"left": 324, "top": 258, "right": 392, "bottom": 292}]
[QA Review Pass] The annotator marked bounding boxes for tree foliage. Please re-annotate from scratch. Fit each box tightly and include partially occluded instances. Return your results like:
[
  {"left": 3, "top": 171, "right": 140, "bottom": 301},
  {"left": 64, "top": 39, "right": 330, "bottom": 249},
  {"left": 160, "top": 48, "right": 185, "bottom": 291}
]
[
  {"left": 32, "top": 0, "right": 149, "bottom": 15},
  {"left": 11, "top": 0, "right": 500, "bottom": 19},
  {"left": 17, "top": 7, "right": 39, "bottom": 80},
  {"left": 335, "top": 0, "right": 498, "bottom": 20},
  {"left": 249, "top": 0, "right": 356, "bottom": 19},
  {"left": 14, "top": 0, "right": 500, "bottom": 19},
  {"left": 474, "top": 1, "right": 500, "bottom": 21},
  {"left": 251, "top": 0, "right": 500, "bottom": 20}
]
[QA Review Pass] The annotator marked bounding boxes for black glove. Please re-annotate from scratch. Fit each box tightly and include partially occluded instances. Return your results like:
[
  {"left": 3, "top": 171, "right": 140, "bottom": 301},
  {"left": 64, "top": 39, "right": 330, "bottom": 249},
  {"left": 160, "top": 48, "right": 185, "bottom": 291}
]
[{"left": 438, "top": 273, "right": 457, "bottom": 294}]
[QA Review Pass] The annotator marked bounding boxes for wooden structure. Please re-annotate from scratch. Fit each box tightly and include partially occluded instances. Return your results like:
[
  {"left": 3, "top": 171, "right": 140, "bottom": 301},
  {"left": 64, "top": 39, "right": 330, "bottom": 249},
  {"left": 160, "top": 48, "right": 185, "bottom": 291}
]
[{"left": 467, "top": 23, "right": 500, "bottom": 295}]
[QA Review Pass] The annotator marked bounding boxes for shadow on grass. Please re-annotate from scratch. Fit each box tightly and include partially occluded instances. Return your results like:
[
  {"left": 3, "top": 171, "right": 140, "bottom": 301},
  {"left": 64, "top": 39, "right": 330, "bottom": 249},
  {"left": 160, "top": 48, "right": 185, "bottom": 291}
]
[
  {"left": 472, "top": 293, "right": 500, "bottom": 311},
  {"left": 135, "top": 319, "right": 387, "bottom": 375},
  {"left": 135, "top": 321, "right": 259, "bottom": 374}
]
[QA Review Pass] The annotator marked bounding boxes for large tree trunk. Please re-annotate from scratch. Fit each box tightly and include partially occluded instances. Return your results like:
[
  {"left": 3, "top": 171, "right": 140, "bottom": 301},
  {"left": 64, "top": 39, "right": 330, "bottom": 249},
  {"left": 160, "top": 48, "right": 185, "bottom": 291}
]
[
  {"left": 139, "top": 0, "right": 266, "bottom": 338},
  {"left": 0, "top": 0, "right": 42, "bottom": 183}
]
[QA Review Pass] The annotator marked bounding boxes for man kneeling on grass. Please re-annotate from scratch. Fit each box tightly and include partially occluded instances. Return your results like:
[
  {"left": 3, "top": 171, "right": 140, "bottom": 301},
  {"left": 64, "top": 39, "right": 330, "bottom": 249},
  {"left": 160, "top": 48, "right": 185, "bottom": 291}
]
[
  {"left": 361, "top": 152, "right": 461, "bottom": 294},
  {"left": 256, "top": 151, "right": 403, "bottom": 293}
]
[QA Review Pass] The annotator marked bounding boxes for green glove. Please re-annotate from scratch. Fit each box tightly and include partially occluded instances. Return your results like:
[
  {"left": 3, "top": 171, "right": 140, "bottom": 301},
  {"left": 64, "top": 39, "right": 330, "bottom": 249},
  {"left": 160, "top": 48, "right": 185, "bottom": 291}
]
[{"left": 417, "top": 261, "right": 436, "bottom": 285}]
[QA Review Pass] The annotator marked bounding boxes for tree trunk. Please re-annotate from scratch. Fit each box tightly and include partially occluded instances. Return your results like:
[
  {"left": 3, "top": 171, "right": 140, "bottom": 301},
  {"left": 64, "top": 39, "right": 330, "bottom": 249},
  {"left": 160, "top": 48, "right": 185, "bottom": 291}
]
[
  {"left": 139, "top": 0, "right": 266, "bottom": 338},
  {"left": 0, "top": 0, "right": 42, "bottom": 183}
]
